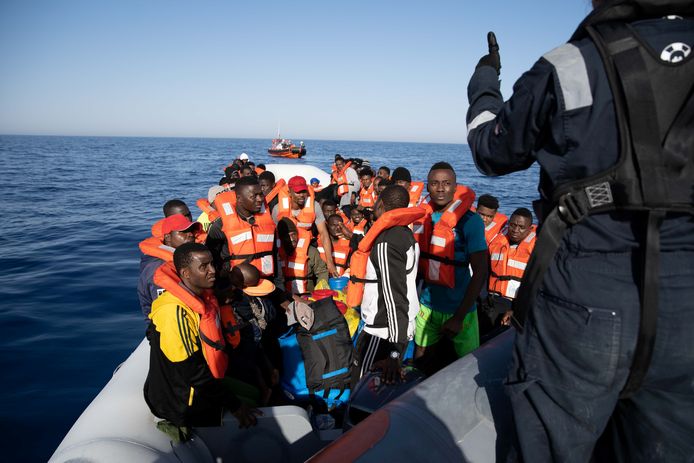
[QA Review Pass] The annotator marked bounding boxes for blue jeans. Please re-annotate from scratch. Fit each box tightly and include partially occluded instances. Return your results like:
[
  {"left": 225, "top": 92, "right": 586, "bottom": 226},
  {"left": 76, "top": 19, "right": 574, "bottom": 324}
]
[{"left": 506, "top": 249, "right": 694, "bottom": 462}]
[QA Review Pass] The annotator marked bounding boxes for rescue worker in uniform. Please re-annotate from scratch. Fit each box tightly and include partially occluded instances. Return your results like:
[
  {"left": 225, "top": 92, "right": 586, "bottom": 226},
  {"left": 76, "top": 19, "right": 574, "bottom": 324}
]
[{"left": 466, "top": 1, "right": 694, "bottom": 460}]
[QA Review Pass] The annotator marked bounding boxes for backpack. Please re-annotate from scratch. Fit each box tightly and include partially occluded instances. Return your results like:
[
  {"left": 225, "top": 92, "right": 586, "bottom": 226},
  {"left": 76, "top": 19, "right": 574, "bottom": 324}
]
[{"left": 279, "top": 297, "right": 353, "bottom": 409}]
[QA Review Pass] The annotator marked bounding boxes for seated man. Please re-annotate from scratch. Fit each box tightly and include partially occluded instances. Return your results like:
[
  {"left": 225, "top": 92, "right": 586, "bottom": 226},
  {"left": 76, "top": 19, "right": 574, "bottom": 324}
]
[
  {"left": 491, "top": 208, "right": 536, "bottom": 326},
  {"left": 377, "top": 166, "right": 391, "bottom": 180},
  {"left": 224, "top": 263, "right": 279, "bottom": 406},
  {"left": 150, "top": 199, "right": 194, "bottom": 238},
  {"left": 276, "top": 217, "right": 329, "bottom": 296},
  {"left": 317, "top": 214, "right": 352, "bottom": 276},
  {"left": 138, "top": 214, "right": 200, "bottom": 320},
  {"left": 144, "top": 242, "right": 261, "bottom": 434}
]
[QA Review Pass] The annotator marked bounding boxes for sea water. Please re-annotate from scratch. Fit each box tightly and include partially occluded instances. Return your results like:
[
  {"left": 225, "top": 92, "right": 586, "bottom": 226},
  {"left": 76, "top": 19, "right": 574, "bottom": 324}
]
[{"left": 0, "top": 135, "right": 539, "bottom": 461}]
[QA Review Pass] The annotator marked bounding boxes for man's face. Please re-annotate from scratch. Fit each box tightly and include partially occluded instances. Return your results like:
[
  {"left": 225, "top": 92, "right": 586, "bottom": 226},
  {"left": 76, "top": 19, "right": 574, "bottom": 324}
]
[
  {"left": 259, "top": 178, "right": 274, "bottom": 195},
  {"left": 181, "top": 251, "right": 216, "bottom": 290},
  {"left": 360, "top": 175, "right": 373, "bottom": 189},
  {"left": 372, "top": 198, "right": 385, "bottom": 221},
  {"left": 289, "top": 189, "right": 308, "bottom": 208},
  {"left": 476, "top": 205, "right": 497, "bottom": 228},
  {"left": 378, "top": 168, "right": 389, "bottom": 179},
  {"left": 351, "top": 208, "right": 364, "bottom": 224},
  {"left": 335, "top": 159, "right": 345, "bottom": 170},
  {"left": 395, "top": 179, "right": 411, "bottom": 191},
  {"left": 327, "top": 216, "right": 343, "bottom": 239},
  {"left": 242, "top": 167, "right": 254, "bottom": 177},
  {"left": 237, "top": 184, "right": 264, "bottom": 214},
  {"left": 169, "top": 205, "right": 192, "bottom": 222},
  {"left": 165, "top": 229, "right": 195, "bottom": 248},
  {"left": 280, "top": 230, "right": 298, "bottom": 252},
  {"left": 427, "top": 169, "right": 456, "bottom": 209},
  {"left": 508, "top": 215, "right": 532, "bottom": 244},
  {"left": 322, "top": 203, "right": 336, "bottom": 219}
]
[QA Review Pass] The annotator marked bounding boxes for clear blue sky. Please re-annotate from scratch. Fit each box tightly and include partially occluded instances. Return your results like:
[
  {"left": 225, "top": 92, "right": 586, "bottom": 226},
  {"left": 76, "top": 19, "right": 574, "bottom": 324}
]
[{"left": 0, "top": 0, "right": 594, "bottom": 143}]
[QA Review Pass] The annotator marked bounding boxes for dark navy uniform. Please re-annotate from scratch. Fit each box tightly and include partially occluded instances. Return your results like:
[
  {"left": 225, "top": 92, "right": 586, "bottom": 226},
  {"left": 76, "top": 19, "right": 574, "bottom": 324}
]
[{"left": 467, "top": 9, "right": 694, "bottom": 463}]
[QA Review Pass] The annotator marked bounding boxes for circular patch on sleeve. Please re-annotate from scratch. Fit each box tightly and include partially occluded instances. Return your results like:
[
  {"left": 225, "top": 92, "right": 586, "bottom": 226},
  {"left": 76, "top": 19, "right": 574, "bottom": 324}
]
[{"left": 660, "top": 42, "right": 691, "bottom": 63}]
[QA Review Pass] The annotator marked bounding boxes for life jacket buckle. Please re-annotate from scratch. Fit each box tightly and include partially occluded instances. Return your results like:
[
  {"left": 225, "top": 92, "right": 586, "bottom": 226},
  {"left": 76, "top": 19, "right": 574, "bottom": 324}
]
[{"left": 557, "top": 191, "right": 588, "bottom": 225}]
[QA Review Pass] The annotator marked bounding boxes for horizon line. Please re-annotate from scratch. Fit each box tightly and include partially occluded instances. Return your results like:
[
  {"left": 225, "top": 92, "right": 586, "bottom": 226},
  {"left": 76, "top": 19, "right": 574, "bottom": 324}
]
[{"left": 0, "top": 132, "right": 469, "bottom": 146}]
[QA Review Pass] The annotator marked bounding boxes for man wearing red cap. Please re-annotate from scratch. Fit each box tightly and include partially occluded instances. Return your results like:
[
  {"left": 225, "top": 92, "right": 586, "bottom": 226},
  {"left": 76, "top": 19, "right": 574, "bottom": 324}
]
[
  {"left": 272, "top": 176, "right": 338, "bottom": 276},
  {"left": 138, "top": 214, "right": 201, "bottom": 320}
]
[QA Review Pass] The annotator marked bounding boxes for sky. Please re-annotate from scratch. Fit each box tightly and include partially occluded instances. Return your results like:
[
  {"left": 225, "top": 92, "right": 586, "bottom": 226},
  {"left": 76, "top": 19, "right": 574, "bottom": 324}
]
[{"left": 0, "top": 0, "right": 595, "bottom": 143}]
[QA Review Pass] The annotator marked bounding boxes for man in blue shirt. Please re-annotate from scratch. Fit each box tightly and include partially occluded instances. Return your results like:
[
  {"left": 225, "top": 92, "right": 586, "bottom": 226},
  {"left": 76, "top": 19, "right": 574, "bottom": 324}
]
[{"left": 415, "top": 162, "right": 488, "bottom": 374}]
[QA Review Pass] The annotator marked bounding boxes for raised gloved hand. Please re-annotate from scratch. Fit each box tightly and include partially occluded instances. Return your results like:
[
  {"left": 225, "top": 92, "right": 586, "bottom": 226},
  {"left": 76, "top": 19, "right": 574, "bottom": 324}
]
[{"left": 476, "top": 31, "right": 501, "bottom": 76}]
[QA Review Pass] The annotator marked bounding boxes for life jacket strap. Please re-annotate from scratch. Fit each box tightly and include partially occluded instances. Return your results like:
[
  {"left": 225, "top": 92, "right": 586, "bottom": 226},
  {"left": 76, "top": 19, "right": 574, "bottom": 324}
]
[
  {"left": 225, "top": 250, "right": 274, "bottom": 262},
  {"left": 199, "top": 330, "right": 225, "bottom": 351},
  {"left": 420, "top": 251, "right": 469, "bottom": 268}
]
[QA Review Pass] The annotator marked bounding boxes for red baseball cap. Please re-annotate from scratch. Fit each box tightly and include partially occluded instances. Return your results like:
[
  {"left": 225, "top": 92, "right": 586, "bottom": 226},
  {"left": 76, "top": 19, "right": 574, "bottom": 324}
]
[
  {"left": 161, "top": 214, "right": 201, "bottom": 235},
  {"left": 288, "top": 176, "right": 309, "bottom": 193}
]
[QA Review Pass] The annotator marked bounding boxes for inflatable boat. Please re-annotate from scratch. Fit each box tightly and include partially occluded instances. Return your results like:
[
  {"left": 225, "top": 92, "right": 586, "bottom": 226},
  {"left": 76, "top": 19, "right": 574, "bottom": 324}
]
[{"left": 50, "top": 163, "right": 514, "bottom": 462}]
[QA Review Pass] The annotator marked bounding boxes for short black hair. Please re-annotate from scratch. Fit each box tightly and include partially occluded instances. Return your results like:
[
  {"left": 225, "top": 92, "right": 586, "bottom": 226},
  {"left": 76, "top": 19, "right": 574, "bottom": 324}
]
[
  {"left": 379, "top": 185, "right": 409, "bottom": 211},
  {"left": 477, "top": 194, "right": 499, "bottom": 210},
  {"left": 257, "top": 163, "right": 266, "bottom": 170},
  {"left": 358, "top": 167, "right": 373, "bottom": 178},
  {"left": 163, "top": 199, "right": 188, "bottom": 216},
  {"left": 391, "top": 167, "right": 412, "bottom": 183},
  {"left": 511, "top": 207, "right": 533, "bottom": 223},
  {"left": 327, "top": 213, "right": 344, "bottom": 223},
  {"left": 429, "top": 161, "right": 455, "bottom": 174},
  {"left": 378, "top": 178, "right": 394, "bottom": 189},
  {"left": 322, "top": 199, "right": 337, "bottom": 208},
  {"left": 335, "top": 154, "right": 344, "bottom": 162},
  {"left": 277, "top": 217, "right": 297, "bottom": 237},
  {"left": 378, "top": 166, "right": 390, "bottom": 175},
  {"left": 174, "top": 242, "right": 209, "bottom": 274},
  {"left": 258, "top": 171, "right": 275, "bottom": 183},
  {"left": 224, "top": 166, "right": 237, "bottom": 177},
  {"left": 219, "top": 176, "right": 233, "bottom": 186},
  {"left": 235, "top": 176, "right": 259, "bottom": 187}
]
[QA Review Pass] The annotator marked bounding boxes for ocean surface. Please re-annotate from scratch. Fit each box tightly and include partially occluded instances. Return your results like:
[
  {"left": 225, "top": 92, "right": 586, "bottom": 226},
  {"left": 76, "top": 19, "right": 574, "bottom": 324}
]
[{"left": 0, "top": 135, "right": 539, "bottom": 461}]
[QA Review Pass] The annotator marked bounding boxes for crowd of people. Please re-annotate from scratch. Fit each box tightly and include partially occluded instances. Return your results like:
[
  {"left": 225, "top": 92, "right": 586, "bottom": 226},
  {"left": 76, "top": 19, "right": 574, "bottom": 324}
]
[{"left": 137, "top": 151, "right": 537, "bottom": 436}]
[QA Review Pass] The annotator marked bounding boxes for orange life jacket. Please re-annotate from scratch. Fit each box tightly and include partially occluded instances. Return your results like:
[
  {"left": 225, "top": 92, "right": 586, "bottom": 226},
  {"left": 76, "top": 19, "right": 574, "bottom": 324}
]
[
  {"left": 407, "top": 181, "right": 425, "bottom": 208},
  {"left": 317, "top": 235, "right": 351, "bottom": 276},
  {"left": 153, "top": 262, "right": 228, "bottom": 379},
  {"left": 484, "top": 212, "right": 508, "bottom": 245},
  {"left": 219, "top": 304, "right": 241, "bottom": 349},
  {"left": 487, "top": 232, "right": 510, "bottom": 294},
  {"left": 264, "top": 178, "right": 286, "bottom": 205},
  {"left": 196, "top": 198, "right": 220, "bottom": 225},
  {"left": 418, "top": 185, "right": 476, "bottom": 288},
  {"left": 213, "top": 190, "right": 276, "bottom": 277},
  {"left": 151, "top": 218, "right": 166, "bottom": 239},
  {"left": 333, "top": 161, "right": 353, "bottom": 196},
  {"left": 351, "top": 219, "right": 367, "bottom": 236},
  {"left": 358, "top": 183, "right": 376, "bottom": 208},
  {"left": 346, "top": 207, "right": 426, "bottom": 308},
  {"left": 277, "top": 186, "right": 316, "bottom": 230},
  {"left": 255, "top": 166, "right": 265, "bottom": 175},
  {"left": 494, "top": 228, "right": 537, "bottom": 299},
  {"left": 278, "top": 228, "right": 312, "bottom": 295},
  {"left": 139, "top": 236, "right": 175, "bottom": 262}
]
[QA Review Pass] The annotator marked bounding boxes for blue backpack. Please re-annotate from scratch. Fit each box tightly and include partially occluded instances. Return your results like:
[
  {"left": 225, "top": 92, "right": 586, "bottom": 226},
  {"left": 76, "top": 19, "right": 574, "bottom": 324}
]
[{"left": 278, "top": 297, "right": 353, "bottom": 409}]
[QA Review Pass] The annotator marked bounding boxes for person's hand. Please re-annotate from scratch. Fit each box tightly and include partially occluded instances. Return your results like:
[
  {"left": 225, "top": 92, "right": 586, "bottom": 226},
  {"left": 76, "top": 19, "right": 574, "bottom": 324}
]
[
  {"left": 501, "top": 310, "right": 513, "bottom": 326},
  {"left": 372, "top": 357, "right": 404, "bottom": 385},
  {"left": 232, "top": 403, "right": 263, "bottom": 428},
  {"left": 476, "top": 31, "right": 501, "bottom": 76},
  {"left": 441, "top": 314, "right": 464, "bottom": 338},
  {"left": 270, "top": 368, "right": 280, "bottom": 386},
  {"left": 327, "top": 261, "right": 339, "bottom": 277}
]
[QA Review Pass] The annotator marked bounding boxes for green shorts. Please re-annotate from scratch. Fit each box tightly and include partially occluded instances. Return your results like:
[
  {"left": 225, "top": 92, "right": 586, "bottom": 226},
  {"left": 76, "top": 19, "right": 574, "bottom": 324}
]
[{"left": 414, "top": 304, "right": 480, "bottom": 358}]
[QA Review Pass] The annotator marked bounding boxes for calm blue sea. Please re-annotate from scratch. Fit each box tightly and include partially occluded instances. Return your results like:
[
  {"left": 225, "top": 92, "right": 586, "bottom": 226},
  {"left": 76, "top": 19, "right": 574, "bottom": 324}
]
[{"left": 0, "top": 135, "right": 539, "bottom": 461}]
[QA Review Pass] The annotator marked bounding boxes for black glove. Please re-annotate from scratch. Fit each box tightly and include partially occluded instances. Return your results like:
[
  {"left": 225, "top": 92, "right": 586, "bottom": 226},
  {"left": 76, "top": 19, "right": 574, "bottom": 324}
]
[{"left": 476, "top": 31, "right": 501, "bottom": 76}]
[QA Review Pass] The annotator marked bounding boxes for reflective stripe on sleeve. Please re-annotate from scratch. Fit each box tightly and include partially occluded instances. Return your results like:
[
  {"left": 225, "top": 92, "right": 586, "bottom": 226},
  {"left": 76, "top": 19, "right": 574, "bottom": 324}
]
[{"left": 543, "top": 43, "right": 593, "bottom": 111}]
